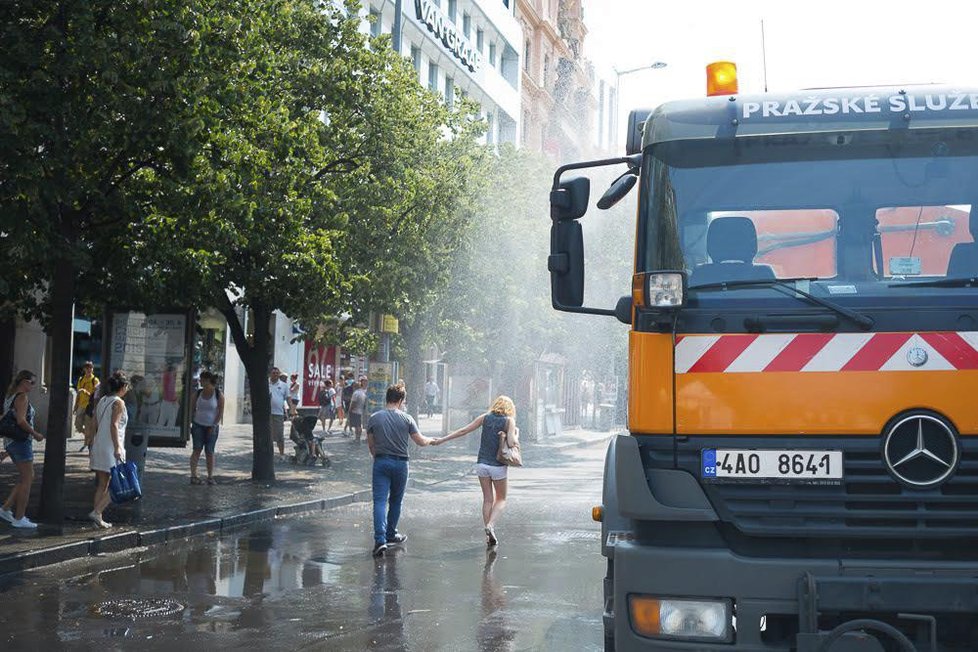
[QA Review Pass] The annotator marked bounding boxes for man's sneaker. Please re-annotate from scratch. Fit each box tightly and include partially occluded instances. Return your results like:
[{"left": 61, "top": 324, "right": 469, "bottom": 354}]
[
  {"left": 11, "top": 516, "right": 37, "bottom": 529},
  {"left": 485, "top": 525, "right": 498, "bottom": 547},
  {"left": 0, "top": 508, "right": 14, "bottom": 524},
  {"left": 386, "top": 532, "right": 408, "bottom": 545},
  {"left": 372, "top": 542, "right": 388, "bottom": 557}
]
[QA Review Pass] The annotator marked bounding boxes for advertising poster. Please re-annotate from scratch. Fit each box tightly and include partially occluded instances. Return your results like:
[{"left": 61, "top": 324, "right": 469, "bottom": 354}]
[
  {"left": 109, "top": 312, "right": 189, "bottom": 443},
  {"left": 302, "top": 342, "right": 337, "bottom": 407},
  {"left": 367, "top": 362, "right": 393, "bottom": 414}
]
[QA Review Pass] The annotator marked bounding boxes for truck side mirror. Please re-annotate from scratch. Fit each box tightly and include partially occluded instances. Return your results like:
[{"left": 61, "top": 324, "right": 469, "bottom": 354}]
[
  {"left": 626, "top": 109, "right": 652, "bottom": 156},
  {"left": 597, "top": 172, "right": 638, "bottom": 210},
  {"left": 550, "top": 176, "right": 590, "bottom": 222},
  {"left": 549, "top": 220, "right": 585, "bottom": 308}
]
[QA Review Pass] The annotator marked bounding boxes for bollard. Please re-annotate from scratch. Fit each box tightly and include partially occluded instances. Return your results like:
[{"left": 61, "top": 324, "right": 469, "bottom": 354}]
[{"left": 124, "top": 430, "right": 149, "bottom": 479}]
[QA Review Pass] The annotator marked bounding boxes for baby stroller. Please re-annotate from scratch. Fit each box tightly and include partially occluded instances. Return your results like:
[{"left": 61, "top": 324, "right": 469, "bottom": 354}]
[{"left": 290, "top": 415, "right": 332, "bottom": 467}]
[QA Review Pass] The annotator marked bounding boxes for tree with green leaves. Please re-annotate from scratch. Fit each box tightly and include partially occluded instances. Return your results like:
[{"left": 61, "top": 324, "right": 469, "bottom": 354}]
[
  {"left": 0, "top": 0, "right": 217, "bottom": 520},
  {"left": 121, "top": 4, "right": 490, "bottom": 480}
]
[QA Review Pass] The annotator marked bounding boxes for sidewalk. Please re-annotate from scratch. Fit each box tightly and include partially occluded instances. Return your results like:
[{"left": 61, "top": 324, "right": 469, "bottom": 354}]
[{"left": 0, "top": 415, "right": 615, "bottom": 576}]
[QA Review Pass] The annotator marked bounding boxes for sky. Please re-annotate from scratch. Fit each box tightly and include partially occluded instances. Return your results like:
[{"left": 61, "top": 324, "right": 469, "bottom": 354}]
[{"left": 580, "top": 0, "right": 978, "bottom": 143}]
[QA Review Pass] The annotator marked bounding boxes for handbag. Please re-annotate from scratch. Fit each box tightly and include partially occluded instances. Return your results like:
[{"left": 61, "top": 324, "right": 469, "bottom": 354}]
[
  {"left": 496, "top": 424, "right": 523, "bottom": 467},
  {"left": 0, "top": 407, "right": 31, "bottom": 442},
  {"left": 109, "top": 461, "right": 142, "bottom": 504}
]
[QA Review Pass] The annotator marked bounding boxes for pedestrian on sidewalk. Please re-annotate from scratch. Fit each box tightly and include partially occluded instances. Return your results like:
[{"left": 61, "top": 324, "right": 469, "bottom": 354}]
[
  {"left": 190, "top": 371, "right": 224, "bottom": 485},
  {"left": 317, "top": 378, "right": 337, "bottom": 434},
  {"left": 269, "top": 366, "right": 292, "bottom": 458},
  {"left": 73, "top": 361, "right": 99, "bottom": 447},
  {"left": 89, "top": 372, "right": 130, "bottom": 529},
  {"left": 368, "top": 384, "right": 434, "bottom": 557},
  {"left": 341, "top": 376, "right": 355, "bottom": 436},
  {"left": 0, "top": 370, "right": 46, "bottom": 529},
  {"left": 349, "top": 376, "right": 368, "bottom": 444},
  {"left": 432, "top": 395, "right": 519, "bottom": 548},
  {"left": 289, "top": 373, "right": 301, "bottom": 419},
  {"left": 424, "top": 377, "right": 439, "bottom": 418}
]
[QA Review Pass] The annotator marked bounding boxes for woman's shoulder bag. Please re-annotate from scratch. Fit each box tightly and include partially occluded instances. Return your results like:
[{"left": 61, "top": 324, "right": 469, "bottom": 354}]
[
  {"left": 0, "top": 394, "right": 31, "bottom": 442},
  {"left": 496, "top": 417, "right": 523, "bottom": 467}
]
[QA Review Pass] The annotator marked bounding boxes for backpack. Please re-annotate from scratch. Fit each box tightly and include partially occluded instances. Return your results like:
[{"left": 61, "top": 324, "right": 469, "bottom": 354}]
[{"left": 318, "top": 388, "right": 335, "bottom": 407}]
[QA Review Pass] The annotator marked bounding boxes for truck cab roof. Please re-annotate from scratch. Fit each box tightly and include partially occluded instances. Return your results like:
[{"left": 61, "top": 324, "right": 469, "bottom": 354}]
[{"left": 637, "top": 86, "right": 978, "bottom": 150}]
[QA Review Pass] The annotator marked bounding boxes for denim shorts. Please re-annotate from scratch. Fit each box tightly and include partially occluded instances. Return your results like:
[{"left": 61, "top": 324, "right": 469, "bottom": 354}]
[
  {"left": 190, "top": 423, "right": 220, "bottom": 454},
  {"left": 5, "top": 438, "right": 33, "bottom": 463}
]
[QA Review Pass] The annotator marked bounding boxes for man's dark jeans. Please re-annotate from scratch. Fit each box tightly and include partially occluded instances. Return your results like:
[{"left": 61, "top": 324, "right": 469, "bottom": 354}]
[{"left": 372, "top": 455, "right": 409, "bottom": 545}]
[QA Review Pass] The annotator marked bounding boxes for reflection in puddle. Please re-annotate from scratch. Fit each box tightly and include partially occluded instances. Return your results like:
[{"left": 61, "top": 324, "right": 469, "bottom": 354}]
[{"left": 90, "top": 525, "right": 343, "bottom": 599}]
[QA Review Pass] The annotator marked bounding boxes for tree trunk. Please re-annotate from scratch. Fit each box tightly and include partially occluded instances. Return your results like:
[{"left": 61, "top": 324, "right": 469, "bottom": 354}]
[
  {"left": 0, "top": 314, "right": 15, "bottom": 392},
  {"left": 401, "top": 318, "right": 425, "bottom": 423},
  {"left": 39, "top": 260, "right": 75, "bottom": 523},
  {"left": 221, "top": 302, "right": 275, "bottom": 483}
]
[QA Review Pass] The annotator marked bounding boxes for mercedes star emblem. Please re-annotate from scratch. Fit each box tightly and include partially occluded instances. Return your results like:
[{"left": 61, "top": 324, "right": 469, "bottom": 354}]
[
  {"left": 883, "top": 414, "right": 959, "bottom": 488},
  {"left": 906, "top": 346, "right": 929, "bottom": 367}
]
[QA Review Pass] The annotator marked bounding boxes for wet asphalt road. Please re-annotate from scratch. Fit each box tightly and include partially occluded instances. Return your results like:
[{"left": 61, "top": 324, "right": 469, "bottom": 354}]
[{"left": 0, "top": 446, "right": 606, "bottom": 651}]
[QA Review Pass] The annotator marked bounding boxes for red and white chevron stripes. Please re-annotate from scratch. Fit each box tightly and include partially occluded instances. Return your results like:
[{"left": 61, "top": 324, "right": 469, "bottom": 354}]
[{"left": 674, "top": 332, "right": 978, "bottom": 373}]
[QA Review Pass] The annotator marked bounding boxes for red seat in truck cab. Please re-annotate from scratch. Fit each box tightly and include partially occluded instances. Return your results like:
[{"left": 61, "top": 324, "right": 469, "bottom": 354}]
[
  {"left": 688, "top": 216, "right": 777, "bottom": 286},
  {"left": 947, "top": 207, "right": 978, "bottom": 278}
]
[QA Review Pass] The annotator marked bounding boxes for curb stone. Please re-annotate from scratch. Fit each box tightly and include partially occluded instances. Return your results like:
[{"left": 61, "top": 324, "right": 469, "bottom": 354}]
[{"left": 0, "top": 490, "right": 371, "bottom": 578}]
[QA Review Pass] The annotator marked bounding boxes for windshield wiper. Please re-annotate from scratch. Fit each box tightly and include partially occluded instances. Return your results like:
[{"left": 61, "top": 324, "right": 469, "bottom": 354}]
[
  {"left": 887, "top": 276, "right": 978, "bottom": 288},
  {"left": 689, "top": 278, "right": 875, "bottom": 330}
]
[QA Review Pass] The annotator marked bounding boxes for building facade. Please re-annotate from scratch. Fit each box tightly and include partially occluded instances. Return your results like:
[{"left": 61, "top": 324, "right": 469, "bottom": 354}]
[
  {"left": 366, "top": 0, "right": 523, "bottom": 146},
  {"left": 516, "top": 0, "right": 614, "bottom": 160}
]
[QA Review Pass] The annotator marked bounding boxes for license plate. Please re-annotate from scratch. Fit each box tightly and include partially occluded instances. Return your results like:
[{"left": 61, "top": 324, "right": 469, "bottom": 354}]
[{"left": 701, "top": 449, "right": 843, "bottom": 482}]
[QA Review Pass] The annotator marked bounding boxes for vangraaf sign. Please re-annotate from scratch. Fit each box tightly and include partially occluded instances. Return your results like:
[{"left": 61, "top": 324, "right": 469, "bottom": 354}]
[{"left": 414, "top": 0, "right": 480, "bottom": 73}]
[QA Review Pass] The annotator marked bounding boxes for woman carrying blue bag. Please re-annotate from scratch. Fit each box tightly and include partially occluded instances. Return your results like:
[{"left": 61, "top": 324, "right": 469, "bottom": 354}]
[{"left": 89, "top": 372, "right": 130, "bottom": 529}]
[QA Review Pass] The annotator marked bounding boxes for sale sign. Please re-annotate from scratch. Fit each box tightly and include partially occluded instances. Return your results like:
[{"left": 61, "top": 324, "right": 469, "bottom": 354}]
[{"left": 302, "top": 342, "right": 337, "bottom": 406}]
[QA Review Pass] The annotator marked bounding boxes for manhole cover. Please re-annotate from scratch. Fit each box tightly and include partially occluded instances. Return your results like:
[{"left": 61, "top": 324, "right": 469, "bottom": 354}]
[{"left": 92, "top": 598, "right": 185, "bottom": 619}]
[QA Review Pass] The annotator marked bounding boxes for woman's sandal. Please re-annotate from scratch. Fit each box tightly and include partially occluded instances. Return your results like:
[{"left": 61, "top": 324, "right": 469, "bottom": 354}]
[{"left": 190, "top": 476, "right": 203, "bottom": 485}]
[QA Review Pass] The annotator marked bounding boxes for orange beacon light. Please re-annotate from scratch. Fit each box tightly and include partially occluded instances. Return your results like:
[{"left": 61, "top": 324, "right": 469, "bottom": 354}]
[{"left": 706, "top": 61, "right": 738, "bottom": 96}]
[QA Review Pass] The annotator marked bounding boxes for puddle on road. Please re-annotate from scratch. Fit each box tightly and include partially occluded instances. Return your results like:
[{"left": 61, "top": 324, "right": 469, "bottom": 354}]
[{"left": 77, "top": 525, "right": 346, "bottom": 599}]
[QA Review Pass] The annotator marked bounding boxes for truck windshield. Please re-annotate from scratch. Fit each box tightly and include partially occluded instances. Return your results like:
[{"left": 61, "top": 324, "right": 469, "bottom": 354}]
[{"left": 642, "top": 129, "right": 978, "bottom": 303}]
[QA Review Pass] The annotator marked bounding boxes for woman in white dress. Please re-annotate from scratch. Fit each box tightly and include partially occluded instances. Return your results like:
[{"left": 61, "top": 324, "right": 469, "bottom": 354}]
[{"left": 89, "top": 373, "right": 130, "bottom": 528}]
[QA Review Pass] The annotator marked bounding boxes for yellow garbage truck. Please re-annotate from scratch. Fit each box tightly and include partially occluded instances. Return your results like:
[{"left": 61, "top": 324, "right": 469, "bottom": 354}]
[{"left": 550, "top": 64, "right": 978, "bottom": 651}]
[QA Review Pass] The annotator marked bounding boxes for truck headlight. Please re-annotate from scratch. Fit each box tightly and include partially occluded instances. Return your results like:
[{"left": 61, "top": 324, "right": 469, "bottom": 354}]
[
  {"left": 635, "top": 272, "right": 686, "bottom": 309},
  {"left": 629, "top": 595, "right": 731, "bottom": 641}
]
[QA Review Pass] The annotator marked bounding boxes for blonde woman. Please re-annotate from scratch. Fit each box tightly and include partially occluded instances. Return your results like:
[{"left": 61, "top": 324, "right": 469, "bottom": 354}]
[{"left": 433, "top": 395, "right": 518, "bottom": 547}]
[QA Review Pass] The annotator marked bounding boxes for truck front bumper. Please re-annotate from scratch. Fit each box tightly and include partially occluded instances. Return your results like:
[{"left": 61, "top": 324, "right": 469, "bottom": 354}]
[{"left": 610, "top": 542, "right": 978, "bottom": 651}]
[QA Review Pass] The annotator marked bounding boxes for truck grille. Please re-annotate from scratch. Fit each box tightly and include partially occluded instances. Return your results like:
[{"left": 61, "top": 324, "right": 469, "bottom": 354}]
[{"left": 668, "top": 437, "right": 978, "bottom": 539}]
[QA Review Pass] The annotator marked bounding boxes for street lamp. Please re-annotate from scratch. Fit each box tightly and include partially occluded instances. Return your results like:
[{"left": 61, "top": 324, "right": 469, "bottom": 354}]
[{"left": 612, "top": 61, "right": 667, "bottom": 148}]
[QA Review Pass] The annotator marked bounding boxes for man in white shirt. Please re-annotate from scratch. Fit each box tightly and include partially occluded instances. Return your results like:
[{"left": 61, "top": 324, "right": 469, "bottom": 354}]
[{"left": 268, "top": 366, "right": 293, "bottom": 457}]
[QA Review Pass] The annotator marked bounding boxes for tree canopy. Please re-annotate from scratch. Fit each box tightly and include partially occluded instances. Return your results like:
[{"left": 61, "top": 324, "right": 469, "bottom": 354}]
[{"left": 2, "top": 0, "right": 496, "bottom": 492}]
